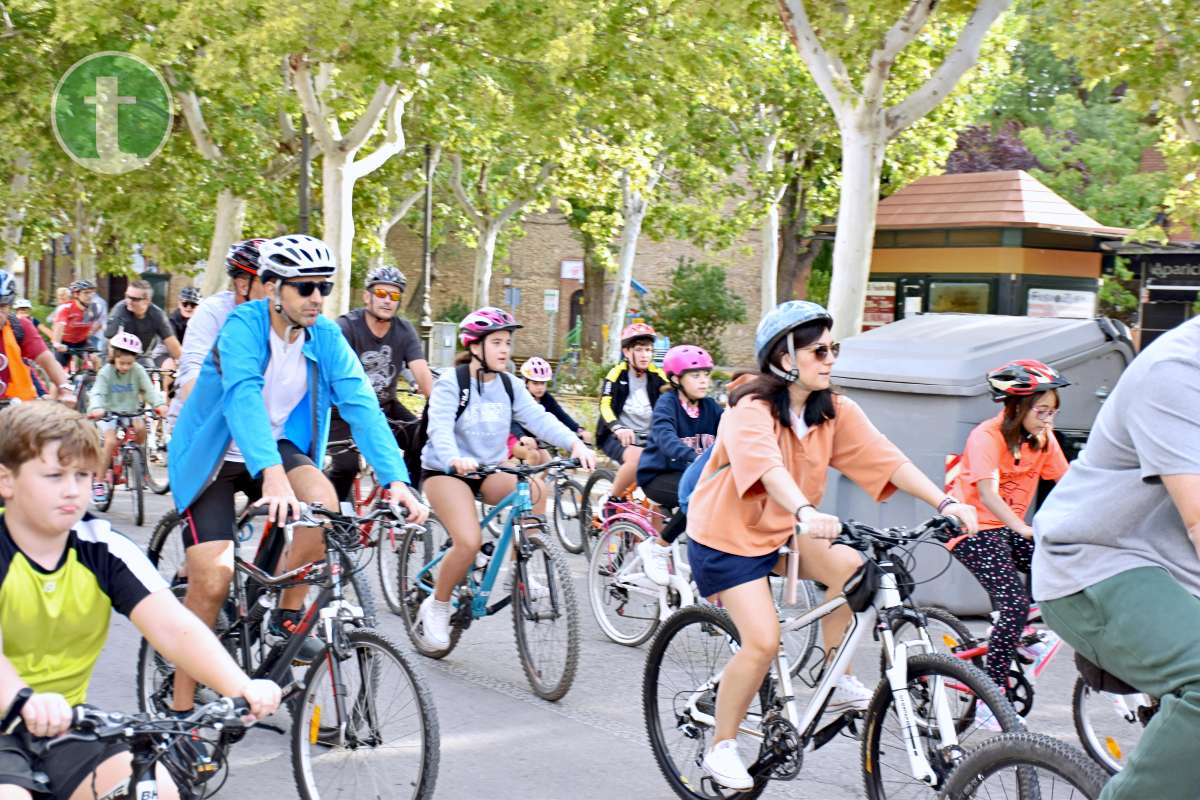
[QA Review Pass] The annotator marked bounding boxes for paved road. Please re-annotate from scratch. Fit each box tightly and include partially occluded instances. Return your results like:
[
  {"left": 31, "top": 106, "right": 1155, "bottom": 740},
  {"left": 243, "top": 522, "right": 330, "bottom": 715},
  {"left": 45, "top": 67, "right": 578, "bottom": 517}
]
[{"left": 90, "top": 485, "right": 1087, "bottom": 800}]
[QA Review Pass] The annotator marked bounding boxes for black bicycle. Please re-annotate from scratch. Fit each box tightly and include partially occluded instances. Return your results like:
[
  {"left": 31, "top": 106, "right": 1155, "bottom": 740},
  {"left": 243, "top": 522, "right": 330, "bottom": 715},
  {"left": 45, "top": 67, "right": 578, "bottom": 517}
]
[{"left": 138, "top": 503, "right": 439, "bottom": 800}]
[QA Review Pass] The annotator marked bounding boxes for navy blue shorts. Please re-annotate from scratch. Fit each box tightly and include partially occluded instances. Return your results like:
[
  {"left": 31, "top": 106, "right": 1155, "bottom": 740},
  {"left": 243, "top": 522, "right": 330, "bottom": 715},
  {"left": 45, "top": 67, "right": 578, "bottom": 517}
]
[{"left": 688, "top": 538, "right": 783, "bottom": 598}]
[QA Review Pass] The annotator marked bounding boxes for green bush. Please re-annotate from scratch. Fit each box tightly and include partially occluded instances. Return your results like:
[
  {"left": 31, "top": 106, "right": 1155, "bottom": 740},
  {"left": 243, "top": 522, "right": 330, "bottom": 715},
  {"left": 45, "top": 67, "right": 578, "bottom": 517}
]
[
  {"left": 645, "top": 257, "right": 747, "bottom": 364},
  {"left": 436, "top": 296, "right": 472, "bottom": 323}
]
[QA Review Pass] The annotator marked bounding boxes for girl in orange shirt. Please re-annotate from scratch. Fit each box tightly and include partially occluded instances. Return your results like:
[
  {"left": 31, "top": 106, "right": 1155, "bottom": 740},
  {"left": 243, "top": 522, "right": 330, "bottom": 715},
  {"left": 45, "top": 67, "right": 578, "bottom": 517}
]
[
  {"left": 951, "top": 360, "right": 1070, "bottom": 711},
  {"left": 687, "top": 301, "right": 980, "bottom": 792}
]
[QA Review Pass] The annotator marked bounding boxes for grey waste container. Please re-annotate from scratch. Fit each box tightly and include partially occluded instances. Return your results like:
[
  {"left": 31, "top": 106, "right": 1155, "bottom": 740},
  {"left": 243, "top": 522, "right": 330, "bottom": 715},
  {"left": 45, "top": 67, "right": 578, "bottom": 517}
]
[{"left": 822, "top": 313, "right": 1135, "bottom": 615}]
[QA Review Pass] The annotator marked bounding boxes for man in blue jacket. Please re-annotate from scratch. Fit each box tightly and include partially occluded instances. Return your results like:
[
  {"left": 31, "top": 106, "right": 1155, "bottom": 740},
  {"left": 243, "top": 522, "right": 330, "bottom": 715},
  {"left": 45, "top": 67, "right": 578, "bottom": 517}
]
[{"left": 168, "top": 233, "right": 428, "bottom": 714}]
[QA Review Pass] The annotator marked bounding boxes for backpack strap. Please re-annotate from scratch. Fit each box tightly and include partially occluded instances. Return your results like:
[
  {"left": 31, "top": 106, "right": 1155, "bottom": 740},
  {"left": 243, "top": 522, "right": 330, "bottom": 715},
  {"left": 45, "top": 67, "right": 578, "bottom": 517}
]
[
  {"left": 453, "top": 364, "right": 515, "bottom": 421},
  {"left": 8, "top": 314, "right": 22, "bottom": 346}
]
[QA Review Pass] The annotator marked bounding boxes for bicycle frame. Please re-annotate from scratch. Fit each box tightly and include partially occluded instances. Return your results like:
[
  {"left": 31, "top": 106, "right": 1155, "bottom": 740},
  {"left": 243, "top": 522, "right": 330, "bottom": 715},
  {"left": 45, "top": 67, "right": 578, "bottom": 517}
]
[{"left": 600, "top": 520, "right": 695, "bottom": 619}]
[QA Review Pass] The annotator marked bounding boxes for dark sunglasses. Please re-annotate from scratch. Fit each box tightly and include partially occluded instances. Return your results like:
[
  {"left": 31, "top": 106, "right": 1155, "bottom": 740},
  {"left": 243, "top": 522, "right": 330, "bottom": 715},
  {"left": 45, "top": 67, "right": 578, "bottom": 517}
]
[
  {"left": 371, "top": 287, "right": 402, "bottom": 301},
  {"left": 799, "top": 342, "right": 840, "bottom": 361},
  {"left": 286, "top": 280, "right": 334, "bottom": 298},
  {"left": 180, "top": 302, "right": 198, "bottom": 309}
]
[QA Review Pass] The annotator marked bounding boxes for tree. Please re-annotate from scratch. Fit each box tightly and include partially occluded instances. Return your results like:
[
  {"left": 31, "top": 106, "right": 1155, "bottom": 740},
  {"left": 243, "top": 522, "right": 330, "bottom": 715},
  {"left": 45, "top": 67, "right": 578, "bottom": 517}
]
[
  {"left": 644, "top": 258, "right": 747, "bottom": 364},
  {"left": 945, "top": 121, "right": 1038, "bottom": 173},
  {"left": 778, "top": 0, "right": 1016, "bottom": 337}
]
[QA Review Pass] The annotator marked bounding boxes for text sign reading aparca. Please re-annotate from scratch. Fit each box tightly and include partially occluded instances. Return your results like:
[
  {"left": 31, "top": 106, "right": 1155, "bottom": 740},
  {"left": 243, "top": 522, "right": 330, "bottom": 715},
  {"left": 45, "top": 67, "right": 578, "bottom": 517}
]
[{"left": 52, "top": 52, "right": 173, "bottom": 175}]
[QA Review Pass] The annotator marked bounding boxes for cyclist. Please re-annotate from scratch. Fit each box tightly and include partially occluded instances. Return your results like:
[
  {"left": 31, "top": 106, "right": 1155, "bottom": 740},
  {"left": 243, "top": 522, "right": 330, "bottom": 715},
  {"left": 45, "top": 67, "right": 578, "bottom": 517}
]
[
  {"left": 85, "top": 331, "right": 167, "bottom": 502},
  {"left": 634, "top": 344, "right": 723, "bottom": 586},
  {"left": 326, "top": 265, "right": 433, "bottom": 502},
  {"left": 103, "top": 279, "right": 180, "bottom": 367},
  {"left": 686, "top": 301, "right": 978, "bottom": 791},
  {"left": 167, "top": 233, "right": 428, "bottom": 715},
  {"left": 0, "top": 273, "right": 70, "bottom": 403},
  {"left": 0, "top": 402, "right": 280, "bottom": 800},
  {"left": 50, "top": 280, "right": 103, "bottom": 371},
  {"left": 510, "top": 356, "right": 592, "bottom": 464},
  {"left": 596, "top": 322, "right": 668, "bottom": 503},
  {"left": 414, "top": 307, "right": 596, "bottom": 650},
  {"left": 1032, "top": 316, "right": 1200, "bottom": 800},
  {"left": 948, "top": 359, "right": 1069, "bottom": 724}
]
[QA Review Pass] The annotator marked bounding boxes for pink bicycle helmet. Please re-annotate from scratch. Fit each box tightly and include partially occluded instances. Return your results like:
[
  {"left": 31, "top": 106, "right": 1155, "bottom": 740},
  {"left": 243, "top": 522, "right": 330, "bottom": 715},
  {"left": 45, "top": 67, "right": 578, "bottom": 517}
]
[
  {"left": 520, "top": 357, "right": 553, "bottom": 382},
  {"left": 662, "top": 345, "right": 714, "bottom": 378},
  {"left": 620, "top": 322, "right": 656, "bottom": 347},
  {"left": 459, "top": 306, "right": 522, "bottom": 347}
]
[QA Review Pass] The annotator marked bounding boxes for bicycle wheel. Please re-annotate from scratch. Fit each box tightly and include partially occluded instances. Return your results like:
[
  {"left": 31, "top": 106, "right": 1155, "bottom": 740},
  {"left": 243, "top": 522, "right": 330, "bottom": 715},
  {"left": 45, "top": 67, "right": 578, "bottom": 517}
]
[
  {"left": 579, "top": 468, "right": 615, "bottom": 557},
  {"left": 292, "top": 628, "right": 439, "bottom": 800},
  {"left": 143, "top": 440, "right": 170, "bottom": 494},
  {"left": 395, "top": 516, "right": 462, "bottom": 658},
  {"left": 146, "top": 509, "right": 188, "bottom": 584},
  {"left": 376, "top": 517, "right": 407, "bottom": 616},
  {"left": 1072, "top": 675, "right": 1153, "bottom": 776},
  {"left": 863, "top": 652, "right": 1023, "bottom": 800},
  {"left": 512, "top": 529, "right": 580, "bottom": 701},
  {"left": 883, "top": 606, "right": 983, "bottom": 677},
  {"left": 135, "top": 584, "right": 234, "bottom": 714},
  {"left": 552, "top": 478, "right": 586, "bottom": 554},
  {"left": 126, "top": 447, "right": 145, "bottom": 526},
  {"left": 587, "top": 521, "right": 661, "bottom": 647},
  {"left": 643, "top": 605, "right": 768, "bottom": 800},
  {"left": 937, "top": 731, "right": 1108, "bottom": 799},
  {"left": 770, "top": 575, "right": 822, "bottom": 677}
]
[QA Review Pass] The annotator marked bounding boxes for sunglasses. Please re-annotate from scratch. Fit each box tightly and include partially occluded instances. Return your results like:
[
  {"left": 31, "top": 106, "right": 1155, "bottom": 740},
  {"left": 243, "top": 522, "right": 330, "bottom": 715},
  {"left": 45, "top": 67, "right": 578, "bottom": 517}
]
[
  {"left": 799, "top": 342, "right": 840, "bottom": 361},
  {"left": 180, "top": 302, "right": 197, "bottom": 309},
  {"left": 125, "top": 294, "right": 149, "bottom": 303},
  {"left": 286, "top": 280, "right": 334, "bottom": 298},
  {"left": 371, "top": 287, "right": 402, "bottom": 302}
]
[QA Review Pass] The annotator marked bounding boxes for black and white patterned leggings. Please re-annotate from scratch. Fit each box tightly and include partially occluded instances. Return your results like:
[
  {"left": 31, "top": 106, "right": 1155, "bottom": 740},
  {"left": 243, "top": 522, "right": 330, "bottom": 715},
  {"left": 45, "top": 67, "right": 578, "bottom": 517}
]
[{"left": 951, "top": 526, "right": 1034, "bottom": 694}]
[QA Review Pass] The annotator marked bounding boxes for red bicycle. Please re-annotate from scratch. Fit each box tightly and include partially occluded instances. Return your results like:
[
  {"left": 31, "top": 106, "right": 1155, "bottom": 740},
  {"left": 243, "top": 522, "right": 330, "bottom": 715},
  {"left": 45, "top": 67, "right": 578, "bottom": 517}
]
[{"left": 93, "top": 409, "right": 158, "bottom": 526}]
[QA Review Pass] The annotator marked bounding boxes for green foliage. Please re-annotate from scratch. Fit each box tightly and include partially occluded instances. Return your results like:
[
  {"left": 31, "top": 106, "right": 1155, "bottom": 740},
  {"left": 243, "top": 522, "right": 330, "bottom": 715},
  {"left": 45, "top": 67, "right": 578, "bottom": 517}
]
[
  {"left": 806, "top": 243, "right": 833, "bottom": 306},
  {"left": 645, "top": 258, "right": 747, "bottom": 364},
  {"left": 436, "top": 296, "right": 471, "bottom": 324},
  {"left": 556, "top": 355, "right": 611, "bottom": 398},
  {"left": 1099, "top": 258, "right": 1138, "bottom": 324}
]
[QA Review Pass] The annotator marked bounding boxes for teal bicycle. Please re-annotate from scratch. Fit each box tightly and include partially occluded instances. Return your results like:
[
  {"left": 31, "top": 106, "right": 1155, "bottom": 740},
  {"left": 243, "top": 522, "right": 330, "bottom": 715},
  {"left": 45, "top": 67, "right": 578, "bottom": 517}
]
[{"left": 396, "top": 456, "right": 582, "bottom": 701}]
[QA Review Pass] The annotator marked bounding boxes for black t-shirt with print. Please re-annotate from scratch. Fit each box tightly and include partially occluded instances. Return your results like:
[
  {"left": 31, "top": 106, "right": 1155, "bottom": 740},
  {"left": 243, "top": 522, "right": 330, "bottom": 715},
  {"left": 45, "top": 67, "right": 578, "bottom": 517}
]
[
  {"left": 336, "top": 308, "right": 424, "bottom": 404},
  {"left": 104, "top": 301, "right": 174, "bottom": 355}
]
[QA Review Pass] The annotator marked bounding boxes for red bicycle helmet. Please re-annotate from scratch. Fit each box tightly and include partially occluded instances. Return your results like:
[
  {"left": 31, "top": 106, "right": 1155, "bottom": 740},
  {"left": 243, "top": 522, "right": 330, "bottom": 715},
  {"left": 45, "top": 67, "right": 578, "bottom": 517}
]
[
  {"left": 987, "top": 359, "right": 1070, "bottom": 400},
  {"left": 225, "top": 239, "right": 265, "bottom": 278}
]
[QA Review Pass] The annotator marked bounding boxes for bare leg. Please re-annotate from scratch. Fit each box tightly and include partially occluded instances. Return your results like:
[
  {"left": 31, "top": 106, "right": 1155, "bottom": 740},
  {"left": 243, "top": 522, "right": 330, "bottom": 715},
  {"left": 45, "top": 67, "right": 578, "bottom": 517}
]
[
  {"left": 68, "top": 752, "right": 180, "bottom": 800},
  {"left": 712, "top": 578, "right": 779, "bottom": 743},
  {"left": 609, "top": 444, "right": 643, "bottom": 498},
  {"left": 277, "top": 464, "right": 338, "bottom": 611},
  {"left": 173, "top": 540, "right": 234, "bottom": 712},
  {"left": 425, "top": 476, "right": 485, "bottom": 602}
]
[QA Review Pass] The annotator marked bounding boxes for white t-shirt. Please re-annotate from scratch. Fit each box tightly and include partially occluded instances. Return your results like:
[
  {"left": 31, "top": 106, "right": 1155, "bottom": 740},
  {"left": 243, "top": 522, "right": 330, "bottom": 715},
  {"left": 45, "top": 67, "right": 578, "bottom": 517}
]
[
  {"left": 618, "top": 371, "right": 653, "bottom": 433},
  {"left": 225, "top": 327, "right": 309, "bottom": 462}
]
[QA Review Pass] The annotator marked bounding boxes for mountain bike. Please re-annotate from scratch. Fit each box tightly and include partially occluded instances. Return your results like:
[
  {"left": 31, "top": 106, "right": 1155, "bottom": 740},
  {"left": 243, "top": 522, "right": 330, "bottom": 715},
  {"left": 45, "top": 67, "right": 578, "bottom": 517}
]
[
  {"left": 396, "top": 457, "right": 583, "bottom": 701},
  {"left": 937, "top": 731, "right": 1107, "bottom": 799},
  {"left": 513, "top": 439, "right": 587, "bottom": 554},
  {"left": 92, "top": 409, "right": 158, "bottom": 526},
  {"left": 138, "top": 503, "right": 438, "bottom": 799},
  {"left": 643, "top": 516, "right": 1023, "bottom": 800}
]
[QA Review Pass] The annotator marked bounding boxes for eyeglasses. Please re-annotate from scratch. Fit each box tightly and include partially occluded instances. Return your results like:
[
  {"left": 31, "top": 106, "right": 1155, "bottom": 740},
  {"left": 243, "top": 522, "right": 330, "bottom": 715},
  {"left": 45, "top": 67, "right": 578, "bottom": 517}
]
[
  {"left": 1034, "top": 407, "right": 1059, "bottom": 420},
  {"left": 285, "top": 280, "right": 334, "bottom": 298},
  {"left": 180, "top": 302, "right": 197, "bottom": 309},
  {"left": 800, "top": 342, "right": 840, "bottom": 361},
  {"left": 125, "top": 294, "right": 149, "bottom": 303},
  {"left": 371, "top": 287, "right": 402, "bottom": 302}
]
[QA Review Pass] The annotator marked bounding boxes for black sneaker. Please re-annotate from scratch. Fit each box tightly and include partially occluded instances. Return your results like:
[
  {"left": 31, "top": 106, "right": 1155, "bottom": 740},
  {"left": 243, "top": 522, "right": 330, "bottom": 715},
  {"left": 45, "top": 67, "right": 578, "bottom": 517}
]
[{"left": 268, "top": 609, "right": 325, "bottom": 664}]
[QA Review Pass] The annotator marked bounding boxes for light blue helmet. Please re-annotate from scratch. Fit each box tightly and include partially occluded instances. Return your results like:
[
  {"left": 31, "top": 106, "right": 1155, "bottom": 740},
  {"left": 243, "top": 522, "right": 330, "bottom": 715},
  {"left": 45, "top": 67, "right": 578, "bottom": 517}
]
[
  {"left": 754, "top": 300, "right": 833, "bottom": 382},
  {"left": 0, "top": 271, "right": 16, "bottom": 306}
]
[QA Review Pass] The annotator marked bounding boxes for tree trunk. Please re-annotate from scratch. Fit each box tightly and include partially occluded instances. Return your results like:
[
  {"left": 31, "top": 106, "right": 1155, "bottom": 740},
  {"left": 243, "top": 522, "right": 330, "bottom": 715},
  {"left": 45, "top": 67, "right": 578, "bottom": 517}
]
[
  {"left": 74, "top": 199, "right": 98, "bottom": 282},
  {"left": 605, "top": 191, "right": 649, "bottom": 363},
  {"left": 321, "top": 153, "right": 356, "bottom": 316},
  {"left": 473, "top": 223, "right": 500, "bottom": 308},
  {"left": 2, "top": 151, "right": 30, "bottom": 283},
  {"left": 759, "top": 131, "right": 780, "bottom": 318},
  {"left": 202, "top": 189, "right": 247, "bottom": 296},
  {"left": 827, "top": 122, "right": 887, "bottom": 338},
  {"left": 581, "top": 235, "right": 606, "bottom": 363}
]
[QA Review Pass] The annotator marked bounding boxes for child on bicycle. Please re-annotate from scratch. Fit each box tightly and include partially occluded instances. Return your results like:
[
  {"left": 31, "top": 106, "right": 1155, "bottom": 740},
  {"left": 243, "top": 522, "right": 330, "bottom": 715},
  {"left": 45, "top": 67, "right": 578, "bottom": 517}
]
[
  {"left": 510, "top": 356, "right": 592, "bottom": 464},
  {"left": 415, "top": 308, "right": 596, "bottom": 650},
  {"left": 596, "top": 323, "right": 668, "bottom": 504},
  {"left": 686, "top": 301, "right": 978, "bottom": 791},
  {"left": 0, "top": 402, "right": 280, "bottom": 800},
  {"left": 950, "top": 359, "right": 1070, "bottom": 724},
  {"left": 86, "top": 330, "right": 166, "bottom": 502},
  {"left": 634, "top": 345, "right": 723, "bottom": 586}
]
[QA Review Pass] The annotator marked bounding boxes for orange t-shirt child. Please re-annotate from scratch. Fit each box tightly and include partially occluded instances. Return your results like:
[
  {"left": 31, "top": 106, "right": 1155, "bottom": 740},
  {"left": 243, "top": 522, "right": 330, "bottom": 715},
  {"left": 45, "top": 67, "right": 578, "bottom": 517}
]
[{"left": 949, "top": 411, "right": 1069, "bottom": 549}]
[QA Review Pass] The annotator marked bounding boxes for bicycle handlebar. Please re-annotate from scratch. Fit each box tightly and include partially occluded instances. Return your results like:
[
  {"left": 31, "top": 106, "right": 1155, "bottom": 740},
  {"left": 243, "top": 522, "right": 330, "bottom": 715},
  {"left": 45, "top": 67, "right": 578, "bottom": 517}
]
[
  {"left": 452, "top": 457, "right": 581, "bottom": 480},
  {"left": 30, "top": 696, "right": 254, "bottom": 755},
  {"left": 829, "top": 515, "right": 962, "bottom": 552}
]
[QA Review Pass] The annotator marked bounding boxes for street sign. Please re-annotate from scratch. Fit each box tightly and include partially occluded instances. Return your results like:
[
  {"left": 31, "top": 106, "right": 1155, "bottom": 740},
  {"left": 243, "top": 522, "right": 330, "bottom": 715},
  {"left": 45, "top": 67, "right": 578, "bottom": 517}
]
[{"left": 544, "top": 289, "right": 560, "bottom": 312}]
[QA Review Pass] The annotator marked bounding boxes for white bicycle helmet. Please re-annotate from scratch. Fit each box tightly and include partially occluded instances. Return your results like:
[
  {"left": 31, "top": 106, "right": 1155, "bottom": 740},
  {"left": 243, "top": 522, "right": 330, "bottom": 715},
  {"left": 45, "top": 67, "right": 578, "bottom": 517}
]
[
  {"left": 258, "top": 234, "right": 337, "bottom": 281},
  {"left": 111, "top": 329, "right": 144, "bottom": 354}
]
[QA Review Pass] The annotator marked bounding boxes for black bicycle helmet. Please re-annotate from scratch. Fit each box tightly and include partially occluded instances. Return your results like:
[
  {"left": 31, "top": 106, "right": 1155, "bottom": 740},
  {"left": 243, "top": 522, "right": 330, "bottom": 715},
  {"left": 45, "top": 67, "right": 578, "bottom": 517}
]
[
  {"left": 365, "top": 265, "right": 407, "bottom": 292},
  {"left": 225, "top": 239, "right": 264, "bottom": 278}
]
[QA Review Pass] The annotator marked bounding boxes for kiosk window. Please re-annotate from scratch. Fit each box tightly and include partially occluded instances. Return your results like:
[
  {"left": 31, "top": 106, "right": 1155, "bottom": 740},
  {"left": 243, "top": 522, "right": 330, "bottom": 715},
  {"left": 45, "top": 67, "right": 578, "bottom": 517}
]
[{"left": 929, "top": 282, "right": 990, "bottom": 314}]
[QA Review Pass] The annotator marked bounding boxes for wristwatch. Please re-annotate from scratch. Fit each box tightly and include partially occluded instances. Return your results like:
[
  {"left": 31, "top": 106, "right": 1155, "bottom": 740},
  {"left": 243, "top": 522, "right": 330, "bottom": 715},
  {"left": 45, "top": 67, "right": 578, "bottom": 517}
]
[{"left": 937, "top": 496, "right": 962, "bottom": 513}]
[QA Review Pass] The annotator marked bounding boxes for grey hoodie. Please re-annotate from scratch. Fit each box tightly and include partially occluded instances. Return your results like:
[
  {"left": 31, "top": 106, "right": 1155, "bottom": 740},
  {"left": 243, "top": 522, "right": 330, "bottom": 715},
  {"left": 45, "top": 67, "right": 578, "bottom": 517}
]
[{"left": 421, "top": 369, "right": 579, "bottom": 472}]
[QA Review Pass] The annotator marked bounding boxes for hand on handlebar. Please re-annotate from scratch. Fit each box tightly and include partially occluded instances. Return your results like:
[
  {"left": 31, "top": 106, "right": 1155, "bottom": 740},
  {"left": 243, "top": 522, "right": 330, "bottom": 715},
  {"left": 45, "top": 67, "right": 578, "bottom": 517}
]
[
  {"left": 449, "top": 457, "right": 479, "bottom": 476},
  {"left": 235, "top": 679, "right": 282, "bottom": 720},
  {"left": 942, "top": 502, "right": 979, "bottom": 535},
  {"left": 87, "top": 408, "right": 105, "bottom": 420},
  {"left": 570, "top": 440, "right": 596, "bottom": 471},
  {"left": 255, "top": 467, "right": 301, "bottom": 527},
  {"left": 614, "top": 427, "right": 636, "bottom": 447},
  {"left": 798, "top": 507, "right": 841, "bottom": 541},
  {"left": 21, "top": 692, "right": 72, "bottom": 738},
  {"left": 387, "top": 482, "right": 429, "bottom": 525}
]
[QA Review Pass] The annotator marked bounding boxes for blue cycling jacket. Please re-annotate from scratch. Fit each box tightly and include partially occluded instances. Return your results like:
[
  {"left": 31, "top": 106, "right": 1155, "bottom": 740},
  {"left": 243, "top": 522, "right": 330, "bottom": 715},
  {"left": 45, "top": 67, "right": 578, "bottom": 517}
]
[{"left": 169, "top": 299, "right": 409, "bottom": 512}]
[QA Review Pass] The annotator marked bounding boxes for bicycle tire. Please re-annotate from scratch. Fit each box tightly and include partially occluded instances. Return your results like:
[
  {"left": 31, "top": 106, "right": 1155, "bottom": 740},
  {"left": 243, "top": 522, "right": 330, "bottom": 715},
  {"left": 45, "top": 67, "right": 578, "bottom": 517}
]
[
  {"left": 512, "top": 531, "right": 580, "bottom": 701},
  {"left": 292, "top": 627, "right": 439, "bottom": 800},
  {"left": 395, "top": 518, "right": 463, "bottom": 658},
  {"left": 135, "top": 584, "right": 235, "bottom": 714},
  {"left": 127, "top": 447, "right": 145, "bottom": 526},
  {"left": 936, "top": 731, "right": 1108, "bottom": 799},
  {"left": 587, "top": 521, "right": 661, "bottom": 647},
  {"left": 143, "top": 442, "right": 170, "bottom": 495},
  {"left": 345, "top": 554, "right": 377, "bottom": 628},
  {"left": 146, "top": 509, "right": 187, "bottom": 584},
  {"left": 882, "top": 606, "right": 983, "bottom": 677},
  {"left": 376, "top": 516, "right": 406, "bottom": 616},
  {"left": 552, "top": 478, "right": 586, "bottom": 554},
  {"left": 579, "top": 468, "right": 615, "bottom": 557},
  {"left": 1071, "top": 675, "right": 1151, "bottom": 776},
  {"left": 643, "top": 605, "right": 768, "bottom": 800},
  {"left": 862, "top": 652, "right": 1024, "bottom": 800}
]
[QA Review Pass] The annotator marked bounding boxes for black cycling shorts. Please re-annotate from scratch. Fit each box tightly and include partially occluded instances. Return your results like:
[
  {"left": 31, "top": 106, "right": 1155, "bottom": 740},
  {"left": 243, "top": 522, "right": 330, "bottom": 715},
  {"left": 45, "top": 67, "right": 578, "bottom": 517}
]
[
  {"left": 0, "top": 729, "right": 128, "bottom": 799},
  {"left": 420, "top": 468, "right": 486, "bottom": 498},
  {"left": 182, "top": 440, "right": 313, "bottom": 548}
]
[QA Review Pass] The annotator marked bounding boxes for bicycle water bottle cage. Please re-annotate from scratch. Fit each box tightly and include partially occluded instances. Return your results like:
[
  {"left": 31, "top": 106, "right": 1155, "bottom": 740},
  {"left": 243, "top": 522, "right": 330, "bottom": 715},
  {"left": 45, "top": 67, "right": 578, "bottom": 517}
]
[{"left": 843, "top": 560, "right": 881, "bottom": 613}]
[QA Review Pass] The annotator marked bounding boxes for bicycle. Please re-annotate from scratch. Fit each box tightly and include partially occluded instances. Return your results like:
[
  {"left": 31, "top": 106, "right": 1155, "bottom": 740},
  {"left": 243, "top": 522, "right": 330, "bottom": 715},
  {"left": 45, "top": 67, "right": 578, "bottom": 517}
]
[
  {"left": 93, "top": 409, "right": 158, "bottom": 526},
  {"left": 145, "top": 366, "right": 174, "bottom": 470},
  {"left": 515, "top": 439, "right": 587, "bottom": 554},
  {"left": 937, "top": 731, "right": 1108, "bottom": 799},
  {"left": 137, "top": 503, "right": 439, "bottom": 800},
  {"left": 61, "top": 345, "right": 101, "bottom": 413},
  {"left": 396, "top": 456, "right": 583, "bottom": 701},
  {"left": 18, "top": 695, "right": 263, "bottom": 800},
  {"left": 643, "top": 516, "right": 1024, "bottom": 800},
  {"left": 578, "top": 431, "right": 647, "bottom": 557}
]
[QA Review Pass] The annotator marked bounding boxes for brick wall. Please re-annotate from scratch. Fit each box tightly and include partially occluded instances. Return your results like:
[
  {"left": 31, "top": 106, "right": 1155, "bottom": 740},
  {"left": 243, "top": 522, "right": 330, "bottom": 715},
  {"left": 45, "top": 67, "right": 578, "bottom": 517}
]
[{"left": 387, "top": 211, "right": 764, "bottom": 369}]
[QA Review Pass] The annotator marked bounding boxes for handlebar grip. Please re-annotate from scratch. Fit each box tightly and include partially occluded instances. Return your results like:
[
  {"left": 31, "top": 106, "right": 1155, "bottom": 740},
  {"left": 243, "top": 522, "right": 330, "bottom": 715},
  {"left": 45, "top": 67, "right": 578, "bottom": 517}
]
[{"left": 229, "top": 698, "right": 251, "bottom": 716}]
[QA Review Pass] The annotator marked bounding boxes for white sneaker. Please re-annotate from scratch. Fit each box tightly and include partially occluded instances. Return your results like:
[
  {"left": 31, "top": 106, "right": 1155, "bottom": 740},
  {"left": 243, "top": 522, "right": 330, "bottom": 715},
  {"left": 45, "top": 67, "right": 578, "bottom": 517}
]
[
  {"left": 637, "top": 538, "right": 672, "bottom": 586},
  {"left": 973, "top": 699, "right": 1003, "bottom": 732},
  {"left": 702, "top": 739, "right": 753, "bottom": 791},
  {"left": 416, "top": 596, "right": 452, "bottom": 650},
  {"left": 827, "top": 674, "right": 873, "bottom": 713}
]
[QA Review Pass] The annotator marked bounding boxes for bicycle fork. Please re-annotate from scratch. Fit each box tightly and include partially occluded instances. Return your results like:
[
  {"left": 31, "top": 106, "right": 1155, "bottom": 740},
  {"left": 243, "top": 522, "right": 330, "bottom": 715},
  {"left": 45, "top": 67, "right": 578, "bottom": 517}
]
[{"left": 879, "top": 626, "right": 957, "bottom": 786}]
